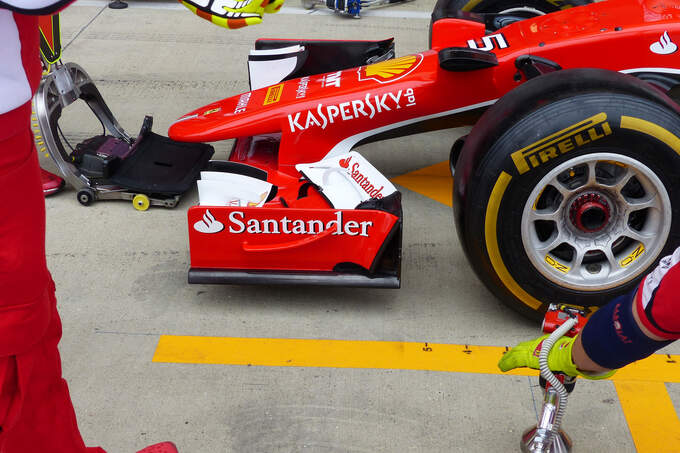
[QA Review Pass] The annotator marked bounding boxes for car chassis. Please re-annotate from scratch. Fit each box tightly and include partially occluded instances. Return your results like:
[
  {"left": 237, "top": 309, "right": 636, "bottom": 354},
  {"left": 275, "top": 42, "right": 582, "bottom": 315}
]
[{"left": 38, "top": 0, "right": 680, "bottom": 318}]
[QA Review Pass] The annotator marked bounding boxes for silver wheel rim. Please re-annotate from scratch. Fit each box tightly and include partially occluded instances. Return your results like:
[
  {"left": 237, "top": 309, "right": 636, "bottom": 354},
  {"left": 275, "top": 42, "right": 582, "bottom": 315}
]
[{"left": 521, "top": 152, "right": 671, "bottom": 291}]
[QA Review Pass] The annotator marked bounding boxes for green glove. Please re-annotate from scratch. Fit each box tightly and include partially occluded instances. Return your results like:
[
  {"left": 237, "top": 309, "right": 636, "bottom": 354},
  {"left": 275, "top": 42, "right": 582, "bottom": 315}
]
[{"left": 498, "top": 335, "right": 615, "bottom": 380}]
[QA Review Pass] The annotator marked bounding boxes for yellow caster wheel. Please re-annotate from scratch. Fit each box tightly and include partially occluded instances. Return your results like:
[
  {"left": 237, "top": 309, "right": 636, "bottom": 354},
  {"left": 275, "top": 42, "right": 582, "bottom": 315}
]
[{"left": 132, "top": 194, "right": 150, "bottom": 211}]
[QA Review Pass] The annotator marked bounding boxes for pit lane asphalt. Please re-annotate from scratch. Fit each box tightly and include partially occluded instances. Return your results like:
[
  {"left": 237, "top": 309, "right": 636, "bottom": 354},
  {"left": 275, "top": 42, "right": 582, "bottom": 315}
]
[{"left": 44, "top": 2, "right": 679, "bottom": 452}]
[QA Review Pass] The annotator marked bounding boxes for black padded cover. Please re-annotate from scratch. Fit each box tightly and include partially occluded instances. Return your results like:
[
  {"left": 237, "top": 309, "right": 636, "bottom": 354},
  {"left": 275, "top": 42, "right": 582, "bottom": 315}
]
[
  {"left": 110, "top": 132, "right": 213, "bottom": 195},
  {"left": 253, "top": 38, "right": 395, "bottom": 80}
]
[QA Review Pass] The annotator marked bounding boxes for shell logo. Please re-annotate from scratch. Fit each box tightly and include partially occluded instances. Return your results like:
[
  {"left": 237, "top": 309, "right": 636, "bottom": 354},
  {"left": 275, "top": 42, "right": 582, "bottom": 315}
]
[{"left": 357, "top": 54, "right": 423, "bottom": 84}]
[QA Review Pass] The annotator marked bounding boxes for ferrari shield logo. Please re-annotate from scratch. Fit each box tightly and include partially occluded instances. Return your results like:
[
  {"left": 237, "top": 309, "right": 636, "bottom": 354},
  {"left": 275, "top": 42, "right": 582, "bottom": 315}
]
[
  {"left": 357, "top": 54, "right": 423, "bottom": 84},
  {"left": 39, "top": 14, "right": 62, "bottom": 65}
]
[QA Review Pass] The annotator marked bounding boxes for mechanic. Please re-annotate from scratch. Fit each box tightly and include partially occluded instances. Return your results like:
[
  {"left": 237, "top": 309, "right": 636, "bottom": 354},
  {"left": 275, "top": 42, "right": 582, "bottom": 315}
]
[
  {"left": 0, "top": 1, "right": 180, "bottom": 452},
  {"left": 499, "top": 247, "right": 680, "bottom": 378}
]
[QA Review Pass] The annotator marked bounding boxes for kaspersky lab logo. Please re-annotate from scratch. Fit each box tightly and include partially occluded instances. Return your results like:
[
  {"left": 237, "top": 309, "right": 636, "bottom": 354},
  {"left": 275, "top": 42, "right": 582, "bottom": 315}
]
[{"left": 357, "top": 54, "right": 423, "bottom": 84}]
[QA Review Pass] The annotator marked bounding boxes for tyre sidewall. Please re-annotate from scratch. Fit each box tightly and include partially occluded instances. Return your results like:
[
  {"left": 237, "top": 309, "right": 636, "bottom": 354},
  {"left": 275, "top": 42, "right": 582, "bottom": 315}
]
[{"left": 466, "top": 93, "right": 680, "bottom": 317}]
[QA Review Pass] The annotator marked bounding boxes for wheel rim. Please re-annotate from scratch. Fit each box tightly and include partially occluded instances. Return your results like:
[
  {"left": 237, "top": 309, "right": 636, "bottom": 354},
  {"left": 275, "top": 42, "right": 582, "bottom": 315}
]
[{"left": 521, "top": 152, "right": 671, "bottom": 291}]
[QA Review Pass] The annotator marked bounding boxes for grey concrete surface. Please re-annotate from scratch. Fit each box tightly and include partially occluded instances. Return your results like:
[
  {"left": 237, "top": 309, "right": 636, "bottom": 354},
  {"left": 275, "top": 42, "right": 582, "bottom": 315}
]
[{"left": 37, "top": 2, "right": 677, "bottom": 452}]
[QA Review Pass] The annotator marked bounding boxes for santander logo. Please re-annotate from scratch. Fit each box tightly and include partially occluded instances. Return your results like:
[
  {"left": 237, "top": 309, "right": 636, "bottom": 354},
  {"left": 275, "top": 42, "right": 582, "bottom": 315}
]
[
  {"left": 345, "top": 159, "right": 385, "bottom": 199},
  {"left": 339, "top": 156, "right": 351, "bottom": 169},
  {"left": 193, "top": 209, "right": 225, "bottom": 234},
  {"left": 651, "top": 31, "right": 678, "bottom": 55}
]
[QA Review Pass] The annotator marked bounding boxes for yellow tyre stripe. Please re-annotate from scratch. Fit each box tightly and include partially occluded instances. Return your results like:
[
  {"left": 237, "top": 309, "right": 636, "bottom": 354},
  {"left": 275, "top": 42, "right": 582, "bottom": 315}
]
[
  {"left": 484, "top": 171, "right": 543, "bottom": 310},
  {"left": 620, "top": 116, "right": 680, "bottom": 155},
  {"left": 460, "top": 0, "right": 483, "bottom": 11}
]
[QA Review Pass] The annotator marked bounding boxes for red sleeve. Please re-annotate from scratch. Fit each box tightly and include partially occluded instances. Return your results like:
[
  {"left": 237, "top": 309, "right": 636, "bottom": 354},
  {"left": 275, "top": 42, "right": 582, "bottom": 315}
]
[{"left": 636, "top": 255, "right": 680, "bottom": 340}]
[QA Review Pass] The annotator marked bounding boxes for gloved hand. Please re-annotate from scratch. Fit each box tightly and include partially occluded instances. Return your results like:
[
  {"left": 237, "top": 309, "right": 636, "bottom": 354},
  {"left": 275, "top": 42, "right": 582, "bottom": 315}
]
[
  {"left": 179, "top": 0, "right": 285, "bottom": 29},
  {"left": 498, "top": 335, "right": 615, "bottom": 380}
]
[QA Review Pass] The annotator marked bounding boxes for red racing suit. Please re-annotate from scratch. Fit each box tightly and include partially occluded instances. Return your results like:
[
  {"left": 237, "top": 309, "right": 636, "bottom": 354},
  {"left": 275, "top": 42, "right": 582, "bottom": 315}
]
[
  {"left": 0, "top": 3, "right": 105, "bottom": 452},
  {"left": 635, "top": 247, "right": 680, "bottom": 340}
]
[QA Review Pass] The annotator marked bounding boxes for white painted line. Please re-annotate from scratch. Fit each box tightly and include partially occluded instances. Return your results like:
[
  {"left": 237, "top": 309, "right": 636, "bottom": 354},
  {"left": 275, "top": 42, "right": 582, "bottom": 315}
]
[{"left": 75, "top": 0, "right": 432, "bottom": 19}]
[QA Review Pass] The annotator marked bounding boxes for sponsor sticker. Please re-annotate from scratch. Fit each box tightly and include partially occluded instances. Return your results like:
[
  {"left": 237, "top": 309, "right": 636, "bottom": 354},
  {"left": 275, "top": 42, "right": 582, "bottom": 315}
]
[
  {"left": 193, "top": 209, "right": 224, "bottom": 234},
  {"left": 511, "top": 113, "right": 612, "bottom": 174},
  {"left": 263, "top": 83, "right": 284, "bottom": 105},
  {"left": 203, "top": 107, "right": 221, "bottom": 116},
  {"left": 342, "top": 156, "right": 387, "bottom": 199},
  {"left": 545, "top": 255, "right": 570, "bottom": 273},
  {"left": 234, "top": 92, "right": 251, "bottom": 114},
  {"left": 287, "top": 88, "right": 417, "bottom": 133},
  {"left": 227, "top": 210, "right": 372, "bottom": 236},
  {"left": 357, "top": 54, "right": 423, "bottom": 84},
  {"left": 296, "top": 76, "right": 310, "bottom": 99},
  {"left": 620, "top": 243, "right": 645, "bottom": 267},
  {"left": 650, "top": 31, "right": 677, "bottom": 55},
  {"left": 195, "top": 210, "right": 373, "bottom": 237},
  {"left": 321, "top": 71, "right": 342, "bottom": 88},
  {"left": 296, "top": 151, "right": 397, "bottom": 208},
  {"left": 467, "top": 33, "right": 509, "bottom": 51}
]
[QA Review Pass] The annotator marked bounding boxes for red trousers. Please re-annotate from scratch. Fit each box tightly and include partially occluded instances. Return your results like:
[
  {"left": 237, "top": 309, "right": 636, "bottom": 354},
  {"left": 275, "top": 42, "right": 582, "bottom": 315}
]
[
  {"left": 0, "top": 123, "right": 105, "bottom": 453},
  {"left": 0, "top": 290, "right": 105, "bottom": 453}
]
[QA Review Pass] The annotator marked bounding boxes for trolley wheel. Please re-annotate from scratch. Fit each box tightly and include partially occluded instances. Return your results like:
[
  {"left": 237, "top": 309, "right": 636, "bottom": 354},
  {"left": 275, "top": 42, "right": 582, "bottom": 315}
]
[
  {"left": 132, "top": 194, "right": 151, "bottom": 211},
  {"left": 302, "top": 0, "right": 315, "bottom": 9},
  {"left": 76, "top": 189, "right": 95, "bottom": 206}
]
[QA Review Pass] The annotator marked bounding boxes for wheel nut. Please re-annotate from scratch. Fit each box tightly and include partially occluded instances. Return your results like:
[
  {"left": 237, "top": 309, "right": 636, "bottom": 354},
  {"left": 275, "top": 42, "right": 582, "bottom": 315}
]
[{"left": 569, "top": 193, "right": 610, "bottom": 233}]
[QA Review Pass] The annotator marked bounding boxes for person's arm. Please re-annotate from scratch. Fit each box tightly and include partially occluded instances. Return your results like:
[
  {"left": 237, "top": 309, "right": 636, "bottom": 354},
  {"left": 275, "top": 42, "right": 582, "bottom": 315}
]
[
  {"left": 570, "top": 335, "right": 609, "bottom": 373},
  {"left": 500, "top": 247, "right": 680, "bottom": 378},
  {"left": 570, "top": 301, "right": 669, "bottom": 373}
]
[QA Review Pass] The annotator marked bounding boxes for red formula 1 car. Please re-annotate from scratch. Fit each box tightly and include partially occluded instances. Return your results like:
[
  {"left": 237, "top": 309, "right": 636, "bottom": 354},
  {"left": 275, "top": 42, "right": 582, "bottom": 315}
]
[{"left": 170, "top": 0, "right": 680, "bottom": 319}]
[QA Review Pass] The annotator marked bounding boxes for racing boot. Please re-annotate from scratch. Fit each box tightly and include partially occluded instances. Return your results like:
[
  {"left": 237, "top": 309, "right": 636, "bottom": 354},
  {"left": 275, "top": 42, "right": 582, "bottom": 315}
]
[
  {"left": 41, "top": 168, "right": 65, "bottom": 196},
  {"left": 136, "top": 442, "right": 179, "bottom": 453}
]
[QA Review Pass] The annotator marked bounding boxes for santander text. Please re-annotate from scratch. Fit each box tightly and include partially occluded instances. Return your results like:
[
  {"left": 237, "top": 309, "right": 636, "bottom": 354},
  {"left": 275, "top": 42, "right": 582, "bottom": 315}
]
[{"left": 228, "top": 211, "right": 373, "bottom": 236}]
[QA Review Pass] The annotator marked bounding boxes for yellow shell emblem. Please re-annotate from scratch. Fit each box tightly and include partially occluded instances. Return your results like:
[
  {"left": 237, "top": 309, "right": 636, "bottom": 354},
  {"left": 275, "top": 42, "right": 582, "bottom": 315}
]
[{"left": 359, "top": 55, "right": 421, "bottom": 83}]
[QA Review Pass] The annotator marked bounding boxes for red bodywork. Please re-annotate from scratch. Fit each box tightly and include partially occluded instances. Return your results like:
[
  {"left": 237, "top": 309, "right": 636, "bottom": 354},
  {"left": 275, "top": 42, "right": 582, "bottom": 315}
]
[
  {"left": 188, "top": 207, "right": 399, "bottom": 270},
  {"left": 173, "top": 0, "right": 680, "bottom": 285}
]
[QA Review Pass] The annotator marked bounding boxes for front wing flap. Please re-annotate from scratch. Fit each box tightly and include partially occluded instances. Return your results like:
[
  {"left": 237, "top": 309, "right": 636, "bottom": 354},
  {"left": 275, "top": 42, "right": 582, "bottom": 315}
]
[{"left": 188, "top": 203, "right": 402, "bottom": 287}]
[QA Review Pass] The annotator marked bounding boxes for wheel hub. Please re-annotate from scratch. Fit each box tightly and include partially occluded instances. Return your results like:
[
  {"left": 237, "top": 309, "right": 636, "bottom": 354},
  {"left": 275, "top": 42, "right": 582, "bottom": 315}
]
[{"left": 569, "top": 192, "right": 611, "bottom": 233}]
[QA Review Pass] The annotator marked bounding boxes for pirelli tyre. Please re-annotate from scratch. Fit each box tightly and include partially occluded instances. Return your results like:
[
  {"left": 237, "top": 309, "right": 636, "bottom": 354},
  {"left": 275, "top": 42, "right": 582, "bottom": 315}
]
[
  {"left": 451, "top": 0, "right": 592, "bottom": 15},
  {"left": 457, "top": 86, "right": 680, "bottom": 319}
]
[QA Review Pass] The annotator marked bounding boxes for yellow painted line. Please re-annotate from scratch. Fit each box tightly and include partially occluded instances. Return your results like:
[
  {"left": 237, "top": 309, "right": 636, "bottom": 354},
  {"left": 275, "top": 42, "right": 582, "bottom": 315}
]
[
  {"left": 390, "top": 161, "right": 453, "bottom": 207},
  {"left": 615, "top": 381, "right": 680, "bottom": 452},
  {"left": 154, "top": 336, "right": 680, "bottom": 451},
  {"left": 153, "top": 336, "right": 680, "bottom": 382},
  {"left": 154, "top": 336, "right": 513, "bottom": 375},
  {"left": 611, "top": 353, "right": 680, "bottom": 383}
]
